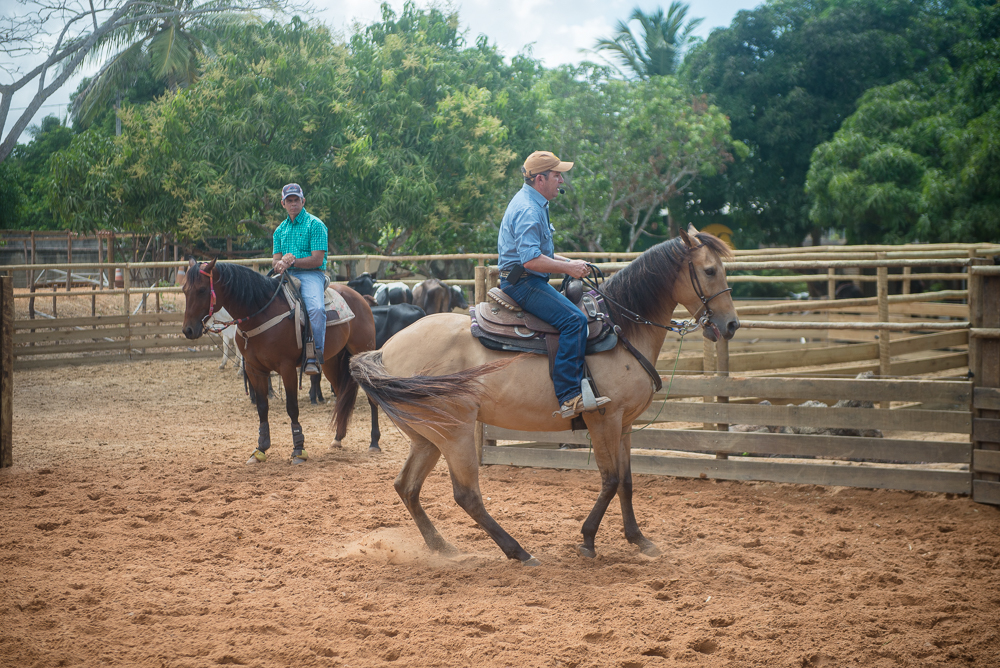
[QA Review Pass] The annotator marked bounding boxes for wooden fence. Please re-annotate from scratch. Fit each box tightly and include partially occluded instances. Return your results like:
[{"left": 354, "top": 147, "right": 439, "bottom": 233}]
[
  {"left": 473, "top": 248, "right": 1000, "bottom": 503},
  {"left": 4, "top": 246, "right": 1000, "bottom": 503},
  {"left": 1, "top": 276, "right": 12, "bottom": 468}
]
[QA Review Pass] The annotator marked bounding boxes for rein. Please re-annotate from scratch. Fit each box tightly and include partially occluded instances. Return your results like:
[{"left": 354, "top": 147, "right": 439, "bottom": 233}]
[
  {"left": 198, "top": 263, "right": 287, "bottom": 335},
  {"left": 579, "top": 244, "right": 732, "bottom": 393}
]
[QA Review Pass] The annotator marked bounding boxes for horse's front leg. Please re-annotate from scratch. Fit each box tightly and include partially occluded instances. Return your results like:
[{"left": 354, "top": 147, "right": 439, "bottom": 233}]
[
  {"left": 279, "top": 367, "right": 307, "bottom": 464},
  {"left": 616, "top": 432, "right": 660, "bottom": 557},
  {"left": 578, "top": 413, "right": 627, "bottom": 559},
  {"left": 247, "top": 366, "right": 272, "bottom": 464}
]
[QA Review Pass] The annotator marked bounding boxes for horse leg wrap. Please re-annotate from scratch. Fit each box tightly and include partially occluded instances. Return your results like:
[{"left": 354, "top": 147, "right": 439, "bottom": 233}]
[
  {"left": 258, "top": 424, "right": 271, "bottom": 451},
  {"left": 290, "top": 425, "right": 308, "bottom": 464}
]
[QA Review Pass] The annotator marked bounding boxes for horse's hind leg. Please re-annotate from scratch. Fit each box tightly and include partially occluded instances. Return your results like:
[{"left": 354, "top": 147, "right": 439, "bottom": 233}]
[
  {"left": 439, "top": 429, "right": 537, "bottom": 565},
  {"left": 615, "top": 433, "right": 660, "bottom": 557},
  {"left": 394, "top": 436, "right": 457, "bottom": 556}
]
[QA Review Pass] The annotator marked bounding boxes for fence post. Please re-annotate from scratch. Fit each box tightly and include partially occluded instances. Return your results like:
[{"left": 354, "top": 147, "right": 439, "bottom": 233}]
[
  {"left": 877, "top": 253, "right": 890, "bottom": 408},
  {"left": 714, "top": 337, "right": 730, "bottom": 458},
  {"left": 474, "top": 265, "right": 488, "bottom": 464},
  {"left": 970, "top": 263, "right": 1000, "bottom": 505},
  {"left": 1, "top": 276, "right": 12, "bottom": 467},
  {"left": 123, "top": 263, "right": 132, "bottom": 360}
]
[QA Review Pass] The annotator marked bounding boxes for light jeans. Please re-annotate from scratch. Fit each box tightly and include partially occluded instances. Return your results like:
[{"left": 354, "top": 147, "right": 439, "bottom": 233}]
[{"left": 288, "top": 268, "right": 326, "bottom": 358}]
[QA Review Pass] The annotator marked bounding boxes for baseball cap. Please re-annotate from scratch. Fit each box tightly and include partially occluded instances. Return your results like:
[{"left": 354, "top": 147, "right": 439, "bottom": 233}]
[
  {"left": 521, "top": 151, "right": 574, "bottom": 178},
  {"left": 281, "top": 183, "right": 304, "bottom": 201}
]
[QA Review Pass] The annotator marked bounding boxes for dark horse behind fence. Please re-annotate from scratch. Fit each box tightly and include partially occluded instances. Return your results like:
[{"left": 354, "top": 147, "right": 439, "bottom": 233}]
[
  {"left": 182, "top": 259, "right": 381, "bottom": 463},
  {"left": 349, "top": 225, "right": 738, "bottom": 565}
]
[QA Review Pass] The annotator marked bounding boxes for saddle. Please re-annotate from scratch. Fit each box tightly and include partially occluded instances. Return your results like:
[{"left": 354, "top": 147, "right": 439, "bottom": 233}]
[
  {"left": 470, "top": 284, "right": 617, "bottom": 357},
  {"left": 242, "top": 274, "right": 355, "bottom": 350}
]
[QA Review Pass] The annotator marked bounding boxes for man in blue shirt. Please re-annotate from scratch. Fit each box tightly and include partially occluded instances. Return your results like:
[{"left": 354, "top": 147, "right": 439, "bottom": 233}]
[
  {"left": 498, "top": 151, "right": 611, "bottom": 419},
  {"left": 272, "top": 183, "right": 328, "bottom": 375}
]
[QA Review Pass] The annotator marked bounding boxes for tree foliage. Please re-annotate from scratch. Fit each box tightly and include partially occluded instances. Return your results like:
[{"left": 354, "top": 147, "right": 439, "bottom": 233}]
[
  {"left": 0, "top": 0, "right": 286, "bottom": 162},
  {"left": 541, "top": 66, "right": 744, "bottom": 252},
  {"left": 807, "top": 1, "right": 1000, "bottom": 243},
  {"left": 592, "top": 3, "right": 703, "bottom": 79},
  {"left": 680, "top": 0, "right": 967, "bottom": 247}
]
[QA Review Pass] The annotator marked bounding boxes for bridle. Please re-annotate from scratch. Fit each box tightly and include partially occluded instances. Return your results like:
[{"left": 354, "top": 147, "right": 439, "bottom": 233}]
[
  {"left": 685, "top": 250, "right": 734, "bottom": 330},
  {"left": 193, "top": 262, "right": 286, "bottom": 334}
]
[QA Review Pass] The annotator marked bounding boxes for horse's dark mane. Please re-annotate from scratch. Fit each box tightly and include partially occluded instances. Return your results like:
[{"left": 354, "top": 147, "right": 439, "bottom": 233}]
[
  {"left": 601, "top": 233, "right": 732, "bottom": 341},
  {"left": 205, "top": 262, "right": 281, "bottom": 310}
]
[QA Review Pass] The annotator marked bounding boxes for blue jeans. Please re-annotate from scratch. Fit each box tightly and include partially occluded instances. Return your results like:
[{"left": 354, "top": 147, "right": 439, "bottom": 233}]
[
  {"left": 288, "top": 268, "right": 326, "bottom": 357},
  {"left": 500, "top": 274, "right": 587, "bottom": 404}
]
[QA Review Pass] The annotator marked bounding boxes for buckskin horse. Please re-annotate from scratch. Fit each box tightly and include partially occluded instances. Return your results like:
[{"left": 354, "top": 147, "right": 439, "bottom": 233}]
[
  {"left": 181, "top": 259, "right": 381, "bottom": 462},
  {"left": 349, "top": 226, "right": 738, "bottom": 565}
]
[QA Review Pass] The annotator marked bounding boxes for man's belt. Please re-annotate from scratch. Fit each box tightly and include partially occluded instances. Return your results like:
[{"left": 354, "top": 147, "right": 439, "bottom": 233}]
[{"left": 499, "top": 264, "right": 525, "bottom": 284}]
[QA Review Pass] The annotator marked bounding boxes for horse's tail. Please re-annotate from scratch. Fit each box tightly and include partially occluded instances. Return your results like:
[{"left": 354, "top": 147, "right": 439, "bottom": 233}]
[
  {"left": 349, "top": 351, "right": 510, "bottom": 429},
  {"left": 332, "top": 350, "right": 359, "bottom": 436}
]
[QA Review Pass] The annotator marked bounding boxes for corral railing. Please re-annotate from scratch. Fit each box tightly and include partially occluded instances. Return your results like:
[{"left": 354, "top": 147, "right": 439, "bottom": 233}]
[
  {"left": 472, "top": 246, "right": 1000, "bottom": 503},
  {"left": 3, "top": 246, "right": 999, "bottom": 503}
]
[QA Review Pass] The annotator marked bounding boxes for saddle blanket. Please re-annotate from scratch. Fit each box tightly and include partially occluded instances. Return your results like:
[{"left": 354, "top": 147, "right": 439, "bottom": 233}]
[{"left": 322, "top": 286, "right": 355, "bottom": 327}]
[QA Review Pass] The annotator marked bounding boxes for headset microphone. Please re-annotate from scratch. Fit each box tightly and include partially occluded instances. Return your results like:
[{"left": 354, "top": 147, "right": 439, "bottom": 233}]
[{"left": 558, "top": 188, "right": 566, "bottom": 194}]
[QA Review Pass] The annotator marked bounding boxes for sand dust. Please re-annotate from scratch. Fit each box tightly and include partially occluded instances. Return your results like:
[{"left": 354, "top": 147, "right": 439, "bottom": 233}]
[{"left": 2, "top": 358, "right": 999, "bottom": 667}]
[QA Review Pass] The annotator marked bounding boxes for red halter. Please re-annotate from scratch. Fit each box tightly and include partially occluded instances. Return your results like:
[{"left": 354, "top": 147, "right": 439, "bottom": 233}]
[{"left": 199, "top": 265, "right": 217, "bottom": 320}]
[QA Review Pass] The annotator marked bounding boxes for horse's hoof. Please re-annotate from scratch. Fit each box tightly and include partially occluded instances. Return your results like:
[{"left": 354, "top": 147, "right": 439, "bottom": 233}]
[
  {"left": 638, "top": 541, "right": 661, "bottom": 557},
  {"left": 291, "top": 449, "right": 308, "bottom": 465},
  {"left": 368, "top": 444, "right": 381, "bottom": 453},
  {"left": 522, "top": 556, "right": 542, "bottom": 567},
  {"left": 330, "top": 439, "right": 343, "bottom": 449},
  {"left": 577, "top": 544, "right": 596, "bottom": 559},
  {"left": 435, "top": 542, "right": 460, "bottom": 557},
  {"left": 247, "top": 449, "right": 267, "bottom": 464}
]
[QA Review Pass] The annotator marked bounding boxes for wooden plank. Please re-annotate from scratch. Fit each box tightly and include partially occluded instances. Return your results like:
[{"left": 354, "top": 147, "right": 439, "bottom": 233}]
[
  {"left": 15, "top": 314, "right": 130, "bottom": 329},
  {"left": 639, "top": 402, "right": 969, "bottom": 433},
  {"left": 13, "top": 348, "right": 218, "bottom": 370},
  {"left": 482, "top": 446, "right": 970, "bottom": 495},
  {"left": 973, "top": 449, "right": 1000, "bottom": 475},
  {"left": 972, "top": 479, "right": 1000, "bottom": 505},
  {"left": 15, "top": 322, "right": 201, "bottom": 344},
  {"left": 1, "top": 277, "right": 12, "bottom": 467},
  {"left": 972, "top": 418, "right": 1000, "bottom": 444},
  {"left": 889, "top": 330, "right": 968, "bottom": 355},
  {"left": 484, "top": 426, "right": 970, "bottom": 464},
  {"left": 974, "top": 387, "right": 1000, "bottom": 411},
  {"left": 14, "top": 336, "right": 211, "bottom": 357},
  {"left": 760, "top": 352, "right": 968, "bottom": 379},
  {"left": 655, "top": 376, "right": 971, "bottom": 406}
]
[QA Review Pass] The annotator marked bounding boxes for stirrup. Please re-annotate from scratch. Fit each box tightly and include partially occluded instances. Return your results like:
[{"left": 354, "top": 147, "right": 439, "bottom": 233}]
[
  {"left": 553, "top": 392, "right": 611, "bottom": 419},
  {"left": 303, "top": 359, "right": 321, "bottom": 375}
]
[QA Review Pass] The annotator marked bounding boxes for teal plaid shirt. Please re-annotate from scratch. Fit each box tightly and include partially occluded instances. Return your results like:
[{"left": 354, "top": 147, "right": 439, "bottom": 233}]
[{"left": 273, "top": 209, "right": 328, "bottom": 270}]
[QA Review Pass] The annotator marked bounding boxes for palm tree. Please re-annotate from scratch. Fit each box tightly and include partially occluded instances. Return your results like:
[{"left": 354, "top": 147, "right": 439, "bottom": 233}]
[
  {"left": 593, "top": 2, "right": 703, "bottom": 79},
  {"left": 71, "top": 0, "right": 264, "bottom": 130}
]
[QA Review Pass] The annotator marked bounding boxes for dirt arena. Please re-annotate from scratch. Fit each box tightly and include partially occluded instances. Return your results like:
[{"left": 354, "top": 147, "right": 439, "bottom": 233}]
[{"left": 2, "top": 357, "right": 999, "bottom": 667}]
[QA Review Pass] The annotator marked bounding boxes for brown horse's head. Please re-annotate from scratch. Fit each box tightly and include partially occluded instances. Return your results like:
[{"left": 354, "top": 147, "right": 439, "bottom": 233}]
[
  {"left": 675, "top": 224, "right": 739, "bottom": 342},
  {"left": 181, "top": 258, "right": 216, "bottom": 340}
]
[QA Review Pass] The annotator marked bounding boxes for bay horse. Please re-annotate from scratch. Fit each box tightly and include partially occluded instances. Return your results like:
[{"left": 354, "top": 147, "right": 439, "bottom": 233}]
[
  {"left": 349, "top": 225, "right": 738, "bottom": 565},
  {"left": 181, "top": 259, "right": 381, "bottom": 463}
]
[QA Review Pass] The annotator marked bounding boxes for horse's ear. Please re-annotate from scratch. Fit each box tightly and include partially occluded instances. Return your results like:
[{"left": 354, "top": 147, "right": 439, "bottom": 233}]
[
  {"left": 687, "top": 223, "right": 700, "bottom": 236},
  {"left": 205, "top": 258, "right": 217, "bottom": 273},
  {"left": 188, "top": 257, "right": 197, "bottom": 270},
  {"left": 679, "top": 228, "right": 694, "bottom": 248}
]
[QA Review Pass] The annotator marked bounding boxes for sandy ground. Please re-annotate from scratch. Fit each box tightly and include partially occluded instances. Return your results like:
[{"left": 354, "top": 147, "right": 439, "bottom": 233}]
[{"left": 2, "top": 358, "right": 999, "bottom": 668}]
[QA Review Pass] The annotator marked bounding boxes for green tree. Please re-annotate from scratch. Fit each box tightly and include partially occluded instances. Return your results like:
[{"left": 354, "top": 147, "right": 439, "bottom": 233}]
[
  {"left": 541, "top": 66, "right": 745, "bottom": 252},
  {"left": 807, "top": 2, "right": 1000, "bottom": 244},
  {"left": 593, "top": 3, "right": 703, "bottom": 79},
  {"left": 4, "top": 116, "right": 74, "bottom": 229},
  {"left": 51, "top": 18, "right": 354, "bottom": 237},
  {"left": 681, "top": 0, "right": 966, "bottom": 247},
  {"left": 0, "top": 0, "right": 285, "bottom": 161}
]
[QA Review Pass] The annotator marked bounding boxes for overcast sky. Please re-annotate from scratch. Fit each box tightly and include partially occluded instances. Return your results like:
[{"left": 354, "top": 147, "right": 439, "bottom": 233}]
[{"left": 1, "top": 0, "right": 761, "bottom": 145}]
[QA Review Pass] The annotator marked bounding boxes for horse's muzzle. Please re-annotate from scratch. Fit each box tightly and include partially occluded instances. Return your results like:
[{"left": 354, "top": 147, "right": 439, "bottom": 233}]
[{"left": 182, "top": 324, "right": 203, "bottom": 340}]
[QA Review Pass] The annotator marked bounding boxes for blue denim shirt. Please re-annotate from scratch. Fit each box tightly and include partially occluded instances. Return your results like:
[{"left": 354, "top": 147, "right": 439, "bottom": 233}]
[{"left": 497, "top": 183, "right": 554, "bottom": 278}]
